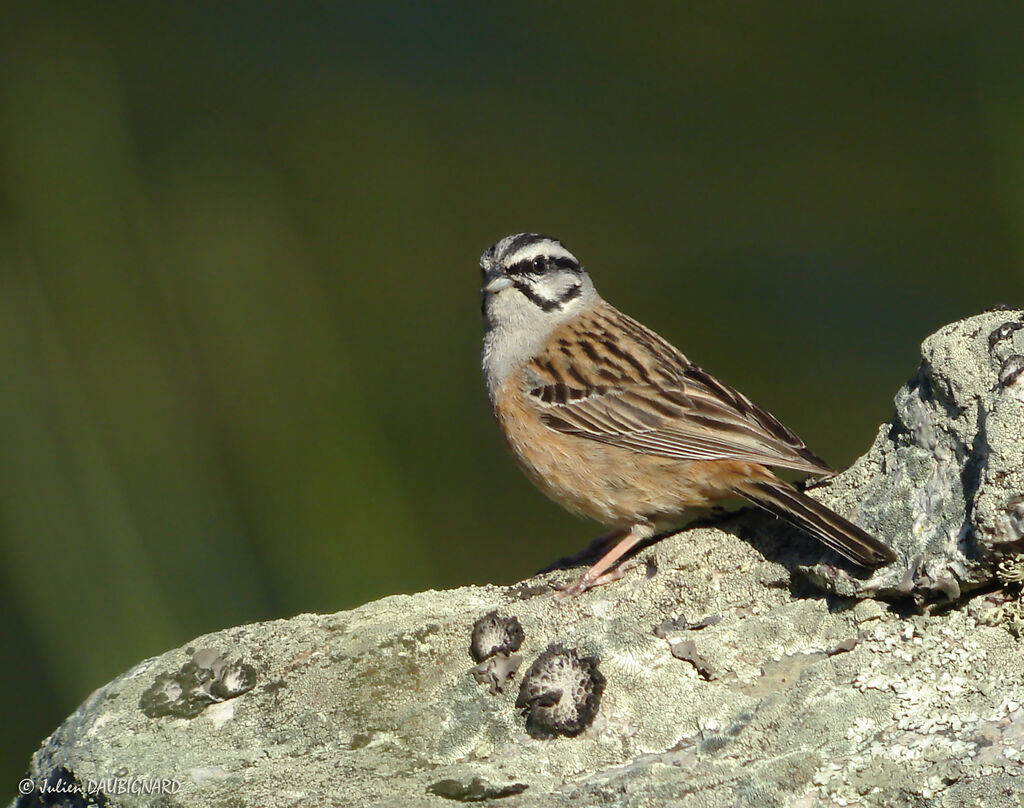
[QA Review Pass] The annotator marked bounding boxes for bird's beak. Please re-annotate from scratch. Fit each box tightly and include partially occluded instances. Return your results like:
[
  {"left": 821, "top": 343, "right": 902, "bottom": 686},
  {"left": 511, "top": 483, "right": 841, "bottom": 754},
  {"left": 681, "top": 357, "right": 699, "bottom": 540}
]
[{"left": 483, "top": 271, "right": 513, "bottom": 294}]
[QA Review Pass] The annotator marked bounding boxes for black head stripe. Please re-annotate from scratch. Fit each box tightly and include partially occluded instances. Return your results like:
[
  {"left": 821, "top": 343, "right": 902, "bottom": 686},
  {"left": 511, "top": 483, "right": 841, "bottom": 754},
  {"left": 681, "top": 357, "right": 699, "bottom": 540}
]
[
  {"left": 505, "top": 233, "right": 551, "bottom": 253},
  {"left": 512, "top": 280, "right": 582, "bottom": 312},
  {"left": 505, "top": 259, "right": 538, "bottom": 277},
  {"left": 560, "top": 283, "right": 583, "bottom": 304},
  {"left": 506, "top": 255, "right": 583, "bottom": 277}
]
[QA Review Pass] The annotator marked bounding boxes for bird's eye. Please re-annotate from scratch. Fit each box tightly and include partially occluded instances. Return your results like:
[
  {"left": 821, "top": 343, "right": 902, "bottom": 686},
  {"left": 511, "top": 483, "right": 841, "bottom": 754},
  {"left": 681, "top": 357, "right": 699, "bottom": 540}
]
[{"left": 532, "top": 256, "right": 547, "bottom": 271}]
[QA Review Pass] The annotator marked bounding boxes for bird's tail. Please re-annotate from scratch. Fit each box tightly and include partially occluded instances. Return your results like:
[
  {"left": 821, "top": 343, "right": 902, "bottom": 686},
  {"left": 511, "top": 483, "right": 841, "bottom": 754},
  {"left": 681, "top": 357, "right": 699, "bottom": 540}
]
[{"left": 732, "top": 478, "right": 896, "bottom": 568}]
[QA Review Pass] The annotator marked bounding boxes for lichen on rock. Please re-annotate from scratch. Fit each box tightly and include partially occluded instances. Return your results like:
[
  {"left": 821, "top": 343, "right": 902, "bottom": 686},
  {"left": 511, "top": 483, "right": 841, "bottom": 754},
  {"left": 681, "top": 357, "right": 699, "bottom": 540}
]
[
  {"left": 15, "top": 311, "right": 1024, "bottom": 808},
  {"left": 139, "top": 648, "right": 256, "bottom": 719},
  {"left": 515, "top": 644, "right": 604, "bottom": 739}
]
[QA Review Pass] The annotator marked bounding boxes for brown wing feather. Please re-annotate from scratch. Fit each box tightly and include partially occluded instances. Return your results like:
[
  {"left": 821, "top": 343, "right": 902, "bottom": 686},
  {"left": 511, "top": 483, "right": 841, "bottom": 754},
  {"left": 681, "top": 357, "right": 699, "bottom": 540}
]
[{"left": 525, "top": 304, "right": 832, "bottom": 475}]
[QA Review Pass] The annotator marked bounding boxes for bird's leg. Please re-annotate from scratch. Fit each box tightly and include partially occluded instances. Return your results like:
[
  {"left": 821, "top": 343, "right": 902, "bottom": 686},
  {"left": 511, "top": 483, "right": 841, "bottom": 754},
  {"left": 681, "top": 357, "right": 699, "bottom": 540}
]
[
  {"left": 537, "top": 528, "right": 628, "bottom": 573},
  {"left": 557, "top": 523, "right": 657, "bottom": 598}
]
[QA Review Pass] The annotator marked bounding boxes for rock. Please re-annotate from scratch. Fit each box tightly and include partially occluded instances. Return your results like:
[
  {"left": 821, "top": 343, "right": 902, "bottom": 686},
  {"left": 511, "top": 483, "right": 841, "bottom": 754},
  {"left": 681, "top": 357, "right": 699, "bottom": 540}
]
[
  {"left": 804, "top": 307, "right": 1024, "bottom": 602},
  {"left": 13, "top": 311, "right": 1024, "bottom": 808}
]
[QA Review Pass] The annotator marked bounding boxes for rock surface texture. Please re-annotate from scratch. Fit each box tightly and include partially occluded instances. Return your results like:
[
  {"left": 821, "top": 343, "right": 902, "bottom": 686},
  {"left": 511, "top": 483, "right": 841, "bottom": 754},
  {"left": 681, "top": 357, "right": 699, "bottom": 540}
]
[{"left": 13, "top": 310, "right": 1024, "bottom": 808}]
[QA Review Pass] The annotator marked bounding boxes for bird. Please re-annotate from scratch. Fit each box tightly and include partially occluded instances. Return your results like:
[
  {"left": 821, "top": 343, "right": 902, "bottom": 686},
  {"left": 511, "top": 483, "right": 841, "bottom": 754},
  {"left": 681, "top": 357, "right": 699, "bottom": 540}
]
[{"left": 479, "top": 233, "right": 897, "bottom": 597}]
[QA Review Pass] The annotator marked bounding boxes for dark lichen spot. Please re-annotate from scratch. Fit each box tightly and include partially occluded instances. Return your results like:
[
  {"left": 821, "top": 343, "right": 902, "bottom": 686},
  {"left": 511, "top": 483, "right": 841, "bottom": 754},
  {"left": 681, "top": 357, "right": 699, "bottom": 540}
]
[
  {"left": 507, "top": 582, "right": 555, "bottom": 599},
  {"left": 470, "top": 611, "right": 524, "bottom": 662},
  {"left": 727, "top": 711, "right": 755, "bottom": 735},
  {"left": 989, "top": 321, "right": 1024, "bottom": 350},
  {"left": 140, "top": 648, "right": 256, "bottom": 719},
  {"left": 653, "top": 613, "right": 721, "bottom": 637},
  {"left": 669, "top": 639, "right": 716, "bottom": 680},
  {"left": 516, "top": 644, "right": 604, "bottom": 739},
  {"left": 210, "top": 660, "right": 257, "bottom": 699},
  {"left": 699, "top": 734, "right": 731, "bottom": 753},
  {"left": 998, "top": 355, "right": 1024, "bottom": 391},
  {"left": 261, "top": 680, "right": 286, "bottom": 696},
  {"left": 826, "top": 637, "right": 859, "bottom": 655},
  {"left": 139, "top": 671, "right": 208, "bottom": 719},
  {"left": 426, "top": 777, "right": 528, "bottom": 801},
  {"left": 469, "top": 612, "right": 525, "bottom": 694}
]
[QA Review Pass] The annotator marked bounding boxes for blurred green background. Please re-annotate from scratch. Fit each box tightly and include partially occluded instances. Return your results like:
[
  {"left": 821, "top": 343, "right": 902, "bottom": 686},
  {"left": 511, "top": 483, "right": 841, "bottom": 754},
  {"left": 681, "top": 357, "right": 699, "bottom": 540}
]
[{"left": 3, "top": 0, "right": 1024, "bottom": 785}]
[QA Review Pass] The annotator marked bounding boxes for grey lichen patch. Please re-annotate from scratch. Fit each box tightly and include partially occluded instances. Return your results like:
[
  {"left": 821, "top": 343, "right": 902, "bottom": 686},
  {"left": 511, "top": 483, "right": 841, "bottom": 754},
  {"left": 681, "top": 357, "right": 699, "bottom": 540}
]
[
  {"left": 981, "top": 599, "right": 1024, "bottom": 638},
  {"left": 980, "top": 554, "right": 1024, "bottom": 636},
  {"left": 140, "top": 648, "right": 256, "bottom": 719},
  {"left": 996, "top": 556, "right": 1024, "bottom": 587},
  {"left": 516, "top": 644, "right": 604, "bottom": 739},
  {"left": 731, "top": 641, "right": 851, "bottom": 698},
  {"left": 468, "top": 611, "right": 524, "bottom": 694},
  {"left": 796, "top": 612, "right": 1013, "bottom": 805},
  {"left": 736, "top": 652, "right": 826, "bottom": 697}
]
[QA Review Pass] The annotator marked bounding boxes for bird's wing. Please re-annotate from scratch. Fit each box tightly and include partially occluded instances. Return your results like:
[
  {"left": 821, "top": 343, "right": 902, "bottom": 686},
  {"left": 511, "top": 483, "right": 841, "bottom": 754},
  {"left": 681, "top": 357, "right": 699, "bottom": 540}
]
[{"left": 524, "top": 304, "right": 833, "bottom": 475}]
